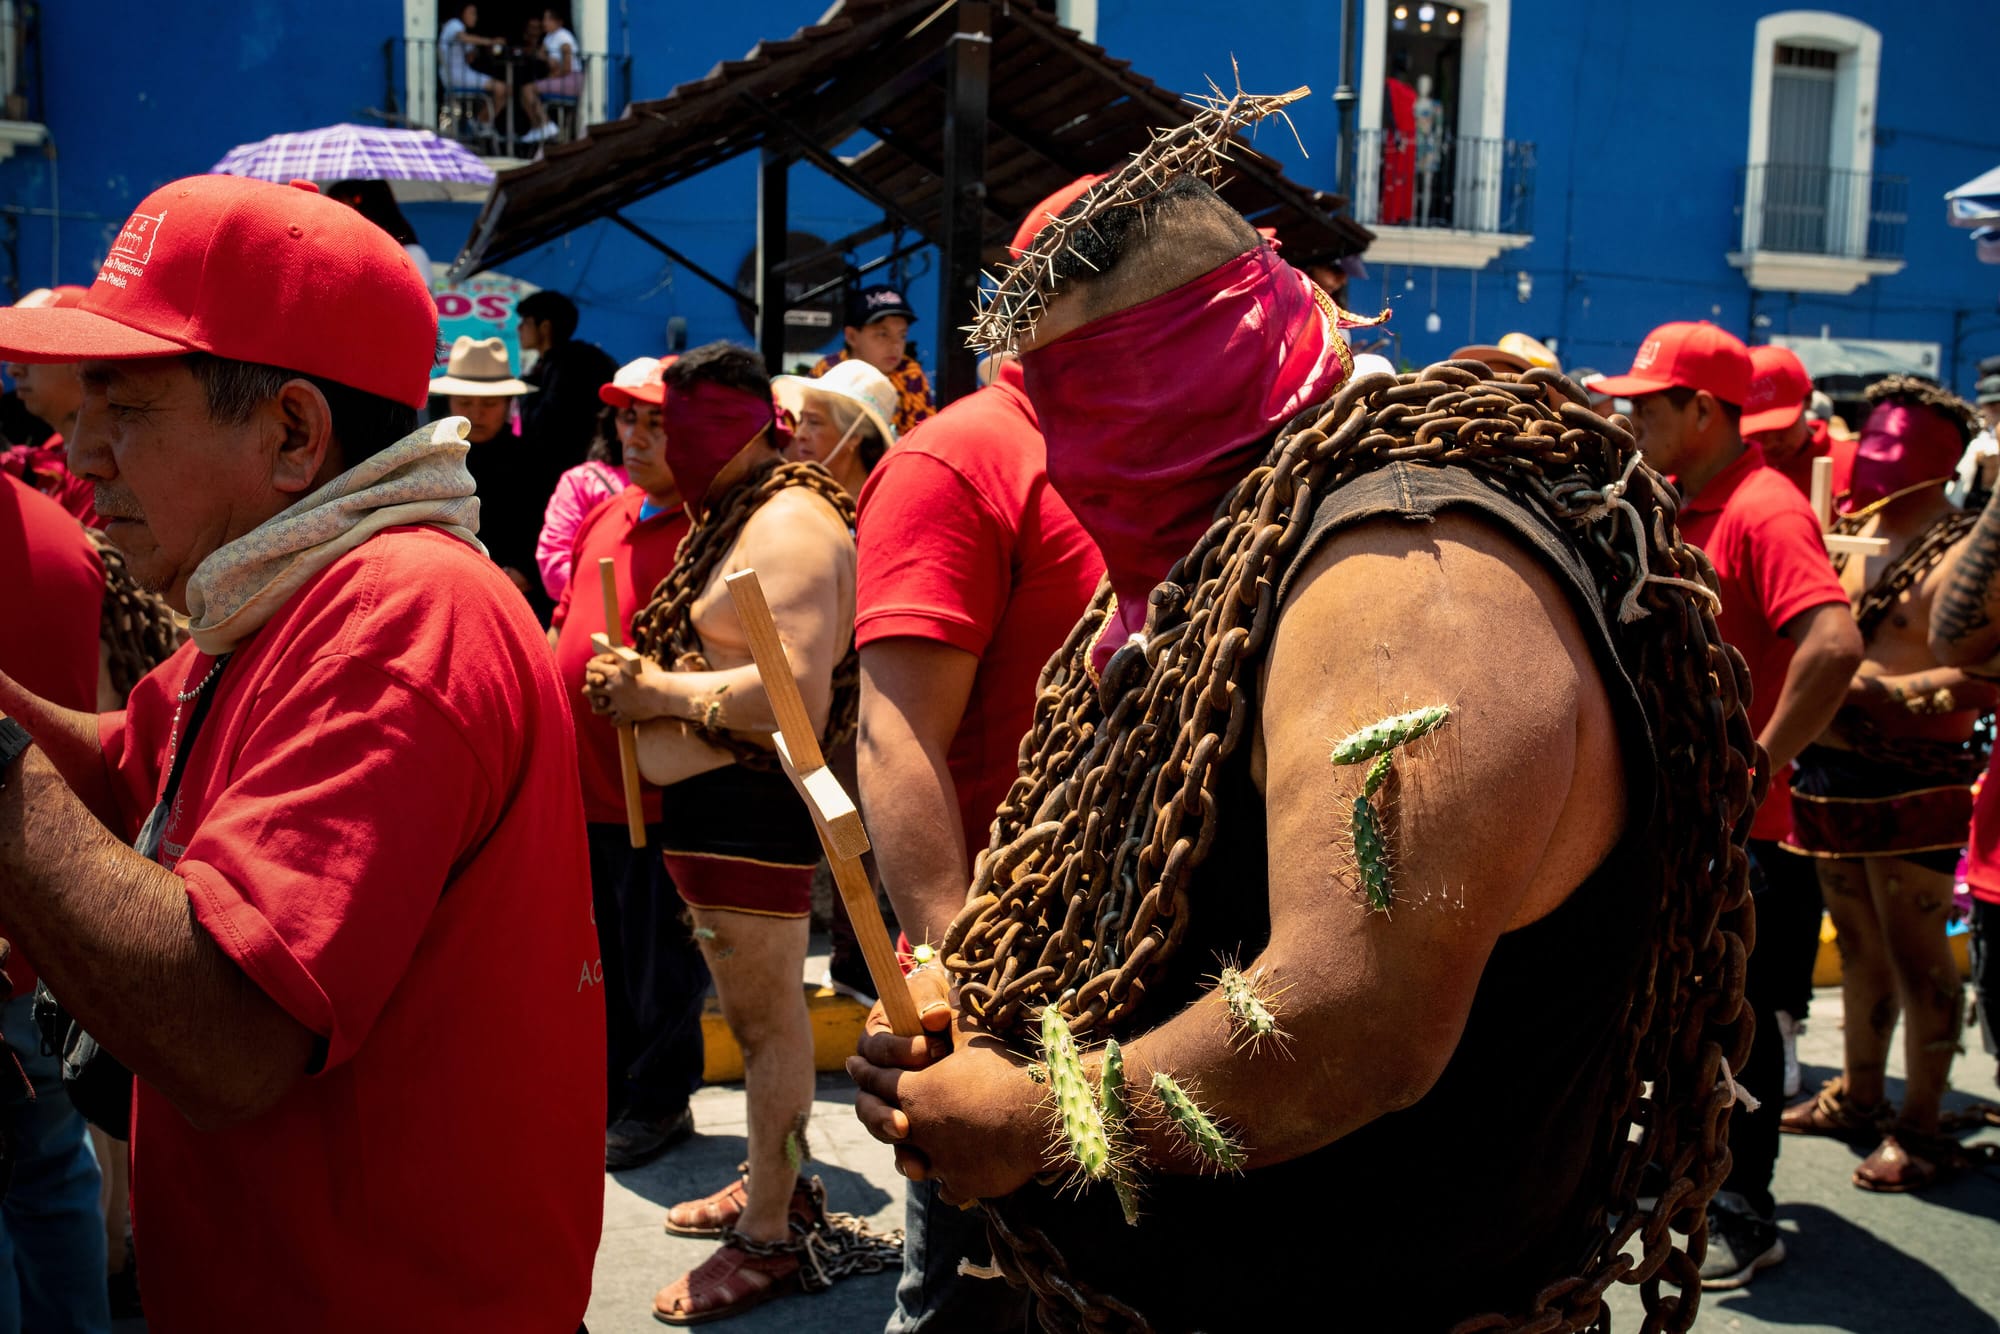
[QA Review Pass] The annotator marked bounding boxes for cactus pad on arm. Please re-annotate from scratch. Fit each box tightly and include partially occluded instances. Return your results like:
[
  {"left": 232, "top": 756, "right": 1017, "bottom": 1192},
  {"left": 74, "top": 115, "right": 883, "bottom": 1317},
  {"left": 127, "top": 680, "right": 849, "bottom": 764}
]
[{"left": 1040, "top": 1005, "right": 1113, "bottom": 1182}]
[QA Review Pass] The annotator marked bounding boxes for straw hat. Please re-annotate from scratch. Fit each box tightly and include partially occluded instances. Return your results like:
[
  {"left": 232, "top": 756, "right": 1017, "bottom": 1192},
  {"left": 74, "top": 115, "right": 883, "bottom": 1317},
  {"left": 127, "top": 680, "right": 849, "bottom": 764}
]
[
  {"left": 430, "top": 335, "right": 534, "bottom": 396},
  {"left": 1451, "top": 332, "right": 1561, "bottom": 376},
  {"left": 772, "top": 359, "right": 898, "bottom": 446}
]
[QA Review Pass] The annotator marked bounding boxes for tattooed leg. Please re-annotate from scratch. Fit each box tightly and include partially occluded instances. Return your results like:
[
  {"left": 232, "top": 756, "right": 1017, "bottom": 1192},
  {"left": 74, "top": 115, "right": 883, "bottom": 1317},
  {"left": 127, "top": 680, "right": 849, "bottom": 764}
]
[
  {"left": 1870, "top": 858, "right": 1962, "bottom": 1133},
  {"left": 1820, "top": 858, "right": 1895, "bottom": 1105}
]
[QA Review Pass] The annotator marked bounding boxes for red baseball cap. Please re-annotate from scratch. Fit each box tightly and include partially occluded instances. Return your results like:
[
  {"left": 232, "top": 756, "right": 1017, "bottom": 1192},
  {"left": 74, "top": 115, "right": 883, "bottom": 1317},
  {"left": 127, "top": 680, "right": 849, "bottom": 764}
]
[
  {"left": 0, "top": 175, "right": 439, "bottom": 408},
  {"left": 1010, "top": 174, "right": 1105, "bottom": 256},
  {"left": 598, "top": 355, "right": 673, "bottom": 409},
  {"left": 1586, "top": 321, "right": 1752, "bottom": 407},
  {"left": 1741, "top": 345, "right": 1813, "bottom": 436}
]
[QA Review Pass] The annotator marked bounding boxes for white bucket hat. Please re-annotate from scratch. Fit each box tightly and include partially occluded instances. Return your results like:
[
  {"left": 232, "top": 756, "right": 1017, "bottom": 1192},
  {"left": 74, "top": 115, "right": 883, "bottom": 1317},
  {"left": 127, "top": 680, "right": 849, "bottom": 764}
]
[
  {"left": 773, "top": 358, "right": 899, "bottom": 448},
  {"left": 430, "top": 335, "right": 535, "bottom": 397}
]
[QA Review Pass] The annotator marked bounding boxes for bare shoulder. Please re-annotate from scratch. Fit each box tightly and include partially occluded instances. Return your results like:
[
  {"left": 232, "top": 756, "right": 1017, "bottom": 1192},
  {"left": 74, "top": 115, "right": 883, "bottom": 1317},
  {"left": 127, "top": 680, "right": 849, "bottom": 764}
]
[{"left": 740, "top": 485, "right": 854, "bottom": 554}]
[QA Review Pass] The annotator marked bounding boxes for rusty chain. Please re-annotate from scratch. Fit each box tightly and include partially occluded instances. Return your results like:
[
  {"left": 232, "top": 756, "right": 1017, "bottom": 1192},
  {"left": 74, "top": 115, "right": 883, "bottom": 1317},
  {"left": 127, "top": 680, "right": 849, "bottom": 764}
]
[
  {"left": 628, "top": 459, "right": 859, "bottom": 764},
  {"left": 86, "top": 526, "right": 185, "bottom": 700},
  {"left": 941, "top": 362, "right": 1760, "bottom": 1333}
]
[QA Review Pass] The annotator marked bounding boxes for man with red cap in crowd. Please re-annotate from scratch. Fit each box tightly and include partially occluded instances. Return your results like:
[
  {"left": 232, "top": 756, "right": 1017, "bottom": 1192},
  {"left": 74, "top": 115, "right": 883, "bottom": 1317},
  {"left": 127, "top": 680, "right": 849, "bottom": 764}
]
[
  {"left": 582, "top": 343, "right": 860, "bottom": 1324},
  {"left": 2, "top": 286, "right": 99, "bottom": 525},
  {"left": 0, "top": 174, "right": 602, "bottom": 1333},
  {"left": 853, "top": 178, "right": 1105, "bottom": 1334},
  {"left": 847, "top": 97, "right": 1761, "bottom": 1330},
  {"left": 1593, "top": 320, "right": 1862, "bottom": 1289},
  {"left": 1745, "top": 343, "right": 1854, "bottom": 501},
  {"left": 548, "top": 355, "right": 711, "bottom": 1173},
  {"left": 1780, "top": 376, "right": 1994, "bottom": 1190},
  {"left": 0, "top": 468, "right": 111, "bottom": 1331}
]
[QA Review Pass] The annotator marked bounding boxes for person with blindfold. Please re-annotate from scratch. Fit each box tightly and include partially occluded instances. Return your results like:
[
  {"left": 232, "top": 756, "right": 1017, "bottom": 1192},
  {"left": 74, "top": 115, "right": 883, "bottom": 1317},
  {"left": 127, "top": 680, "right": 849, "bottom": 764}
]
[
  {"left": 579, "top": 343, "right": 860, "bottom": 1325},
  {"left": 1781, "top": 375, "right": 1996, "bottom": 1192},
  {"left": 843, "top": 113, "right": 1760, "bottom": 1327}
]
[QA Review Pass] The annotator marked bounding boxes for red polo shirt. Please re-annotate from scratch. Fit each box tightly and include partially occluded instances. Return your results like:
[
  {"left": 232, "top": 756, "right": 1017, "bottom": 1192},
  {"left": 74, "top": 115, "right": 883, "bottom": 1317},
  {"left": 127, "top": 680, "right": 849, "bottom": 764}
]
[
  {"left": 551, "top": 486, "right": 690, "bottom": 825},
  {"left": 1, "top": 472, "right": 102, "bottom": 996},
  {"left": 97, "top": 527, "right": 602, "bottom": 1333},
  {"left": 1677, "top": 443, "right": 1849, "bottom": 842},
  {"left": 1758, "top": 421, "right": 1856, "bottom": 504},
  {"left": 855, "top": 361, "right": 1104, "bottom": 860}
]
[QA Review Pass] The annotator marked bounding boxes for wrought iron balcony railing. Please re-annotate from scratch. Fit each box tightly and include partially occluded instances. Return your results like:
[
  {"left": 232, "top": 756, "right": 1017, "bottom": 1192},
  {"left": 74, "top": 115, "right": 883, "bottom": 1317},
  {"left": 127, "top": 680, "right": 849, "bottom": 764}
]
[
  {"left": 1736, "top": 162, "right": 1907, "bottom": 262},
  {"left": 1343, "top": 129, "right": 1535, "bottom": 235},
  {"left": 385, "top": 36, "right": 631, "bottom": 160}
]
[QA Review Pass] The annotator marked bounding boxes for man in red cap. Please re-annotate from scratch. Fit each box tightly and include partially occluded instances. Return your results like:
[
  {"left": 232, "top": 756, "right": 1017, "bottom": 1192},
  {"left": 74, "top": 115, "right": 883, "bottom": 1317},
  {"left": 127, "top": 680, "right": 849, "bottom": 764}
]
[
  {"left": 853, "top": 182, "right": 1105, "bottom": 1334},
  {"left": 1744, "top": 343, "right": 1853, "bottom": 500},
  {"left": 582, "top": 342, "right": 859, "bottom": 1324},
  {"left": 847, "top": 108, "right": 1758, "bottom": 1329},
  {"left": 0, "top": 175, "right": 601, "bottom": 1332},
  {"left": 1780, "top": 377, "right": 1993, "bottom": 1190},
  {"left": 1593, "top": 320, "right": 1861, "bottom": 1288},
  {"left": 2, "top": 285, "right": 98, "bottom": 525},
  {"left": 548, "top": 355, "right": 710, "bottom": 1174}
]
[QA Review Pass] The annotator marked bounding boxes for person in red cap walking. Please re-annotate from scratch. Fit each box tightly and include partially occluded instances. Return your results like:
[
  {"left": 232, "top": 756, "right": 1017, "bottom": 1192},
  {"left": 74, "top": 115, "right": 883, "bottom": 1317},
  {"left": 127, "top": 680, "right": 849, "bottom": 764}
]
[
  {"left": 582, "top": 343, "right": 862, "bottom": 1325},
  {"left": 0, "top": 175, "right": 601, "bottom": 1333},
  {"left": 548, "top": 355, "right": 711, "bottom": 1174},
  {"left": 1777, "top": 376, "right": 1993, "bottom": 1190},
  {"left": 1592, "top": 320, "right": 1862, "bottom": 1289},
  {"left": 1745, "top": 343, "right": 1854, "bottom": 501},
  {"left": 853, "top": 182, "right": 1105, "bottom": 1334}
]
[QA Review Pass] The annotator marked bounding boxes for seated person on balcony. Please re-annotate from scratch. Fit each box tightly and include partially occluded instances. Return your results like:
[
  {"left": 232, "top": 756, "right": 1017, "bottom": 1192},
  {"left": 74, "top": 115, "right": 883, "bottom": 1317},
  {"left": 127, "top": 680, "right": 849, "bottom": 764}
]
[
  {"left": 439, "top": 3, "right": 505, "bottom": 129},
  {"left": 520, "top": 6, "right": 582, "bottom": 145}
]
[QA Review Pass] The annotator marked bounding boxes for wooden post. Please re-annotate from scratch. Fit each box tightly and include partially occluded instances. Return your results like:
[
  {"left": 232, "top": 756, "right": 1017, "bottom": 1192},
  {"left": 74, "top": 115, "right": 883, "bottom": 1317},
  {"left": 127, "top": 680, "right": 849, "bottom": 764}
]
[
  {"left": 724, "top": 568, "right": 924, "bottom": 1037},
  {"left": 1811, "top": 456, "right": 1890, "bottom": 558},
  {"left": 597, "top": 558, "right": 650, "bottom": 849}
]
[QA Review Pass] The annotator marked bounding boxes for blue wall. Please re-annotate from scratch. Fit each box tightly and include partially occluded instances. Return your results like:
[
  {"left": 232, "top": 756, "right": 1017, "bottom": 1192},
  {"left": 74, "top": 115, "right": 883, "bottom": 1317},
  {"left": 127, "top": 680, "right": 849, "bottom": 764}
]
[{"left": 7, "top": 1, "right": 1996, "bottom": 391}]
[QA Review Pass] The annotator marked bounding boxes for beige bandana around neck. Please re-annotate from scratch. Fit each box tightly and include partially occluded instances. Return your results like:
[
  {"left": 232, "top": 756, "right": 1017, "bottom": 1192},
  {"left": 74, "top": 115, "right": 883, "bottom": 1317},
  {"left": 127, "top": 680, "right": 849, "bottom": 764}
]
[{"left": 183, "top": 417, "right": 485, "bottom": 654}]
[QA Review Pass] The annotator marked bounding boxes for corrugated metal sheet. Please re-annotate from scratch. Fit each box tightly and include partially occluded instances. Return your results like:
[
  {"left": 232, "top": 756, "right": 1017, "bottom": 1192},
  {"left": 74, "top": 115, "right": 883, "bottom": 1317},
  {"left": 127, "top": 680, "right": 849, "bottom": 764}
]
[{"left": 447, "top": 0, "right": 1370, "bottom": 280}]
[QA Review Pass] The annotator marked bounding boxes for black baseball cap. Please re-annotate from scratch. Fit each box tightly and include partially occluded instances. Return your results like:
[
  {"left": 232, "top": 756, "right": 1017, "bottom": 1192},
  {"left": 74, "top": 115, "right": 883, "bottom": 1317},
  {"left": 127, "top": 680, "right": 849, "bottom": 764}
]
[{"left": 846, "top": 285, "right": 917, "bottom": 329}]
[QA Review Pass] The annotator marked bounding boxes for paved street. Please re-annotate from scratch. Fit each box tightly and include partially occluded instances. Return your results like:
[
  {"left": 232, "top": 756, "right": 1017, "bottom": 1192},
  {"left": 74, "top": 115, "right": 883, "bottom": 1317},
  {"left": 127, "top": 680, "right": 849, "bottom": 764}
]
[{"left": 586, "top": 981, "right": 2000, "bottom": 1334}]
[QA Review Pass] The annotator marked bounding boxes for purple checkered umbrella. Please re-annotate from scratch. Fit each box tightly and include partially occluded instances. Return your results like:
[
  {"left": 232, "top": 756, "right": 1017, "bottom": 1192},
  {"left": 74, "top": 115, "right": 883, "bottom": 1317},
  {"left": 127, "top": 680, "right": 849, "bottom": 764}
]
[{"left": 212, "top": 124, "right": 494, "bottom": 187}]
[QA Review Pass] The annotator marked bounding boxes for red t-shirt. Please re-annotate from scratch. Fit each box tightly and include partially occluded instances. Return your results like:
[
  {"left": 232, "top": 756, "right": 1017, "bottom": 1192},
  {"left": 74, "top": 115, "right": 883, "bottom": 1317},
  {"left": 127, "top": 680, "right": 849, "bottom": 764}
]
[
  {"left": 854, "top": 361, "right": 1105, "bottom": 862},
  {"left": 96, "top": 527, "right": 602, "bottom": 1333},
  {"left": 0, "top": 472, "right": 102, "bottom": 996},
  {"left": 1966, "top": 771, "right": 2000, "bottom": 904},
  {"left": 1677, "top": 443, "right": 1850, "bottom": 842},
  {"left": 550, "top": 486, "right": 689, "bottom": 825}
]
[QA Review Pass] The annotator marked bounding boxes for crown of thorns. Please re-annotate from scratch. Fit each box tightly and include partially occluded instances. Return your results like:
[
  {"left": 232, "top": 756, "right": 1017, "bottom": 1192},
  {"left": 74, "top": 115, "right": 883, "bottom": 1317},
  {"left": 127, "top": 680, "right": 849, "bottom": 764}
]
[
  {"left": 1865, "top": 373, "right": 1980, "bottom": 445},
  {"left": 966, "top": 79, "right": 1311, "bottom": 356}
]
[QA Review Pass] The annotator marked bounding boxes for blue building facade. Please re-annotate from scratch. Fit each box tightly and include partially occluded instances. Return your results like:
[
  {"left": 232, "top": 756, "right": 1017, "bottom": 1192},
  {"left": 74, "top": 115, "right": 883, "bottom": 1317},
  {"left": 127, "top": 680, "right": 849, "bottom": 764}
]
[{"left": 4, "top": 0, "right": 1994, "bottom": 391}]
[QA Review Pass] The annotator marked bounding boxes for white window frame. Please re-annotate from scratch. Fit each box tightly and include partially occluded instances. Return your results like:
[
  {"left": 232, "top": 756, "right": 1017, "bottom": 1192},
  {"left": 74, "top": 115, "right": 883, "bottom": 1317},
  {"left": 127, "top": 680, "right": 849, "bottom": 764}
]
[
  {"left": 1353, "top": 0, "right": 1526, "bottom": 268},
  {"left": 1056, "top": 0, "right": 1099, "bottom": 44},
  {"left": 405, "top": 0, "right": 610, "bottom": 158}
]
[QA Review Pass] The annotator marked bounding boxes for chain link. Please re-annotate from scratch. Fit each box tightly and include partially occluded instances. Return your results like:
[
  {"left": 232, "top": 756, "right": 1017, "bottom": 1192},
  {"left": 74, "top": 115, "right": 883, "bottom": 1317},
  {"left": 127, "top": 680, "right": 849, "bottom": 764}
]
[
  {"left": 628, "top": 459, "right": 860, "bottom": 764},
  {"left": 941, "top": 362, "right": 1759, "bottom": 1333}
]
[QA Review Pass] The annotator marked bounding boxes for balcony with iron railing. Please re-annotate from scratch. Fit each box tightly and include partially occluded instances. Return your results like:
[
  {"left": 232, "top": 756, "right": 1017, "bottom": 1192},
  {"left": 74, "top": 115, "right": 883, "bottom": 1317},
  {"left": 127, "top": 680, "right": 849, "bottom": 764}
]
[
  {"left": 385, "top": 36, "right": 631, "bottom": 164},
  {"left": 1343, "top": 128, "right": 1536, "bottom": 269},
  {"left": 0, "top": 0, "right": 47, "bottom": 159},
  {"left": 1728, "top": 162, "right": 1908, "bottom": 294}
]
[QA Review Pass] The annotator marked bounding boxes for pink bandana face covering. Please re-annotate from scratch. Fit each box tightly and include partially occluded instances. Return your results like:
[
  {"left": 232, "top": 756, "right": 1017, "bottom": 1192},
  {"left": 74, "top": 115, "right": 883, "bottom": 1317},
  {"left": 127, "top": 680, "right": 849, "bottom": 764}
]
[
  {"left": 1844, "top": 401, "right": 1965, "bottom": 511},
  {"left": 1021, "top": 243, "right": 1351, "bottom": 668},
  {"left": 661, "top": 381, "right": 782, "bottom": 520}
]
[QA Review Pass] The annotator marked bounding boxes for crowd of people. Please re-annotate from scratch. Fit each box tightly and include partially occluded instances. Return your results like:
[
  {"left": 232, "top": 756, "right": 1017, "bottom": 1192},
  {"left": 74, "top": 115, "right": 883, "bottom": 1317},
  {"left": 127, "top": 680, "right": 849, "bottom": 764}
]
[{"left": 0, "top": 137, "right": 1998, "bottom": 1334}]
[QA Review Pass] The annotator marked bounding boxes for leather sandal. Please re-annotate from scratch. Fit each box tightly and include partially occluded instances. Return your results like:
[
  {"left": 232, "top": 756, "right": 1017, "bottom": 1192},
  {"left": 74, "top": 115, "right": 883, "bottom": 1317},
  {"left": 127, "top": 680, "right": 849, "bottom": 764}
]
[
  {"left": 652, "top": 1233, "right": 804, "bottom": 1326},
  {"left": 662, "top": 1169, "right": 826, "bottom": 1239},
  {"left": 1779, "top": 1076, "right": 1890, "bottom": 1144},
  {"left": 1852, "top": 1127, "right": 1998, "bottom": 1194}
]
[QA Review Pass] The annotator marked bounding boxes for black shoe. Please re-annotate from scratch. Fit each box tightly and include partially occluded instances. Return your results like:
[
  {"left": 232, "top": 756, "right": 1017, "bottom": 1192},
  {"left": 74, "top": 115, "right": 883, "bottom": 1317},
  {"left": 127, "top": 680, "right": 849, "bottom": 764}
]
[
  {"left": 823, "top": 948, "right": 877, "bottom": 1007},
  {"left": 605, "top": 1105, "right": 695, "bottom": 1173},
  {"left": 1700, "top": 1204, "right": 1786, "bottom": 1290},
  {"left": 108, "top": 1239, "right": 142, "bottom": 1319}
]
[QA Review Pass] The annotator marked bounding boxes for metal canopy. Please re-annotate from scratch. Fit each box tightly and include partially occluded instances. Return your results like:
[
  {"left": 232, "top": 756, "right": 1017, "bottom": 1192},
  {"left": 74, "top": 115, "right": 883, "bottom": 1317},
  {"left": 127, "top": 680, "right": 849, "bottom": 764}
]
[{"left": 447, "top": 0, "right": 1372, "bottom": 402}]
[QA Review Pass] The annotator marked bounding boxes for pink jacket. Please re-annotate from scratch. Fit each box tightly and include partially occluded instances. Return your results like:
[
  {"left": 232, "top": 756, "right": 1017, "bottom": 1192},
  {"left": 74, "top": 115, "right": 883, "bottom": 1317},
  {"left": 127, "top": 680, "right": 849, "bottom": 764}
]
[{"left": 538, "top": 460, "right": 629, "bottom": 601}]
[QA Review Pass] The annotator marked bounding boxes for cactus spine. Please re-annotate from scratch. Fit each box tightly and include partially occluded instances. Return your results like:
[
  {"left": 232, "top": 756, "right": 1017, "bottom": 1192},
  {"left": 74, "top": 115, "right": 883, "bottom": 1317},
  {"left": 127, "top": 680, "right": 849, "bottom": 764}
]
[
  {"left": 1217, "top": 964, "right": 1287, "bottom": 1053},
  {"left": 1333, "top": 704, "right": 1450, "bottom": 913},
  {"left": 1352, "top": 792, "right": 1392, "bottom": 912},
  {"left": 1040, "top": 1005, "right": 1112, "bottom": 1182},
  {"left": 1098, "top": 1040, "right": 1143, "bottom": 1226},
  {"left": 1150, "top": 1071, "right": 1246, "bottom": 1172}
]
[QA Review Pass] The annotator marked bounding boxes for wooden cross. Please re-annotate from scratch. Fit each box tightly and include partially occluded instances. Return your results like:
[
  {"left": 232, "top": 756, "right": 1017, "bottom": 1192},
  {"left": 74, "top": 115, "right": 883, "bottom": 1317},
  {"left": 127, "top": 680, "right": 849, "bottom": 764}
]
[
  {"left": 724, "top": 568, "right": 924, "bottom": 1038},
  {"left": 1811, "top": 455, "right": 1889, "bottom": 559},
  {"left": 593, "top": 557, "right": 649, "bottom": 849}
]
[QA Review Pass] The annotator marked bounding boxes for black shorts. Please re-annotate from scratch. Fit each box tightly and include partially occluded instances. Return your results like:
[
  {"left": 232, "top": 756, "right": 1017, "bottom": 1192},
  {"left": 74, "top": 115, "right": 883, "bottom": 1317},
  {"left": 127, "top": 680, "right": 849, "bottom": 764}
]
[{"left": 658, "top": 764, "right": 822, "bottom": 917}]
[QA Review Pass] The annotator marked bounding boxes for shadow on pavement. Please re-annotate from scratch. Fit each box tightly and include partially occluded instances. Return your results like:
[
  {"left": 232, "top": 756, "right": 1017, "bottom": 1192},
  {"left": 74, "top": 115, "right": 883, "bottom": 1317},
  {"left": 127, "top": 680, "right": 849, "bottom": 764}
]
[{"left": 1709, "top": 1201, "right": 2000, "bottom": 1333}]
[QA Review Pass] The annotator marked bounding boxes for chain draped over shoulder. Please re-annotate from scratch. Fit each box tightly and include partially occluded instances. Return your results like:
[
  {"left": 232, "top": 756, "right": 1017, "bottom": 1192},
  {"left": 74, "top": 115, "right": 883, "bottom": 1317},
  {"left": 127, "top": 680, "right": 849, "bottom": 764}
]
[{"left": 943, "top": 362, "right": 1762, "bottom": 1334}]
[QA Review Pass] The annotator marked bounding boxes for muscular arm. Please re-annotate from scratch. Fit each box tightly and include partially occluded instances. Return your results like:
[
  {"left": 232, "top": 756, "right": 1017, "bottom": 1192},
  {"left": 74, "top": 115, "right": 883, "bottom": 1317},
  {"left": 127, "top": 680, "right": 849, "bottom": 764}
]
[
  {"left": 0, "top": 748, "right": 316, "bottom": 1130},
  {"left": 857, "top": 640, "right": 980, "bottom": 947},
  {"left": 1760, "top": 601, "right": 1864, "bottom": 771},
  {"left": 0, "top": 668, "right": 117, "bottom": 823},
  {"left": 1931, "top": 496, "right": 2000, "bottom": 666}
]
